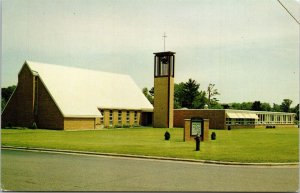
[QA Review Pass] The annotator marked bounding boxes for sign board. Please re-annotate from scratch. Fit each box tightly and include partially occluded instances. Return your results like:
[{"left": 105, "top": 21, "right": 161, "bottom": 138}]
[{"left": 191, "top": 118, "right": 203, "bottom": 136}]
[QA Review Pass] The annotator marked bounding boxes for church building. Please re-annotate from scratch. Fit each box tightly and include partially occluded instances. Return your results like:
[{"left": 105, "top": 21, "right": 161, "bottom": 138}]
[{"left": 1, "top": 61, "right": 153, "bottom": 130}]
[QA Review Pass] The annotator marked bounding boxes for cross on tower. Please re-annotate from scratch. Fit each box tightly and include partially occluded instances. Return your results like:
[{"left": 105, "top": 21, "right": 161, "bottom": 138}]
[{"left": 163, "top": 32, "right": 167, "bottom": 51}]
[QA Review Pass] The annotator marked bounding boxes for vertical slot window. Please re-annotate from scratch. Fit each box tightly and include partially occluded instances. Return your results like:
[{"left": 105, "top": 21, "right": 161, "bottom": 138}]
[{"left": 109, "top": 110, "right": 113, "bottom": 126}]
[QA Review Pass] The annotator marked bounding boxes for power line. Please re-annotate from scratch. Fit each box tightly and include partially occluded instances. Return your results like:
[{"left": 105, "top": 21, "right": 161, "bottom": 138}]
[{"left": 277, "top": 0, "right": 300, "bottom": 25}]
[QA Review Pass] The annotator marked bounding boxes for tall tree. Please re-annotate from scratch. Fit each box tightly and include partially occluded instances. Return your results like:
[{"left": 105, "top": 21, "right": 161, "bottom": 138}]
[
  {"left": 272, "top": 103, "right": 281, "bottom": 112},
  {"left": 261, "top": 102, "right": 271, "bottom": 111},
  {"left": 280, "top": 99, "right": 293, "bottom": 112},
  {"left": 206, "top": 83, "right": 220, "bottom": 108},
  {"left": 240, "top": 102, "right": 253, "bottom": 110},
  {"left": 252, "top": 101, "right": 262, "bottom": 111},
  {"left": 182, "top": 79, "right": 200, "bottom": 108},
  {"left": 142, "top": 87, "right": 153, "bottom": 105},
  {"left": 192, "top": 90, "right": 207, "bottom": 109},
  {"left": 174, "top": 83, "right": 185, "bottom": 109}
]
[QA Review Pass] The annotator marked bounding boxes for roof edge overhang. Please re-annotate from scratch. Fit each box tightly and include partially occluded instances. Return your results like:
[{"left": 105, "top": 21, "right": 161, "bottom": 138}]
[
  {"left": 98, "top": 106, "right": 153, "bottom": 112},
  {"left": 153, "top": 51, "right": 176, "bottom": 56},
  {"left": 64, "top": 115, "right": 103, "bottom": 118}
]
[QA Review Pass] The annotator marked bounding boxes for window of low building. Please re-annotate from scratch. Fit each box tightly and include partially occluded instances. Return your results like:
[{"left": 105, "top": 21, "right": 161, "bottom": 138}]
[
  {"left": 109, "top": 110, "right": 113, "bottom": 126},
  {"left": 126, "top": 111, "right": 130, "bottom": 124},
  {"left": 118, "top": 110, "right": 122, "bottom": 124}
]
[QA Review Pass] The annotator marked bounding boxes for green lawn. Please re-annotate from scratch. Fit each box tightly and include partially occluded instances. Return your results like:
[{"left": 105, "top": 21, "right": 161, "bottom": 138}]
[{"left": 1, "top": 127, "right": 299, "bottom": 163}]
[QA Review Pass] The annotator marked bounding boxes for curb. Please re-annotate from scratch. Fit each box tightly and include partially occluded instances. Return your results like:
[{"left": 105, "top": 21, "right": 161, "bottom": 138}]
[{"left": 2, "top": 146, "right": 299, "bottom": 167}]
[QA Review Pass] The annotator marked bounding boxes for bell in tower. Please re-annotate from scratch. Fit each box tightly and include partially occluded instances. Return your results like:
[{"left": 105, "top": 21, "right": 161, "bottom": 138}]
[{"left": 153, "top": 51, "right": 175, "bottom": 128}]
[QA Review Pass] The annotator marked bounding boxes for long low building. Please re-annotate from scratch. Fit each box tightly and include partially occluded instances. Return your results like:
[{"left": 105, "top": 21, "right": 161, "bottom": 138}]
[
  {"left": 2, "top": 61, "right": 153, "bottom": 130},
  {"left": 174, "top": 109, "right": 296, "bottom": 129}
]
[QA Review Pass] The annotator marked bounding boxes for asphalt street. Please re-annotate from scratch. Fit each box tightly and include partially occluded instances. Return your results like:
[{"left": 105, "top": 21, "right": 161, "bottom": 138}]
[{"left": 1, "top": 149, "right": 299, "bottom": 191}]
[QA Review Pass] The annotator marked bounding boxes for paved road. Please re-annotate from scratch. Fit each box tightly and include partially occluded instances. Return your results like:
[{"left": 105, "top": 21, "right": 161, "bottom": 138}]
[{"left": 1, "top": 149, "right": 299, "bottom": 192}]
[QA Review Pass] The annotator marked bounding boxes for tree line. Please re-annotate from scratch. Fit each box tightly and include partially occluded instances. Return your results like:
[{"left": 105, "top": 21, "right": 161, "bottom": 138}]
[{"left": 143, "top": 78, "right": 299, "bottom": 120}]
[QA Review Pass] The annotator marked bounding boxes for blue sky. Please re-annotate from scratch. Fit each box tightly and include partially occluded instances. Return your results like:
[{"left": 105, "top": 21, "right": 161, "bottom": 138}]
[{"left": 2, "top": 0, "right": 299, "bottom": 105}]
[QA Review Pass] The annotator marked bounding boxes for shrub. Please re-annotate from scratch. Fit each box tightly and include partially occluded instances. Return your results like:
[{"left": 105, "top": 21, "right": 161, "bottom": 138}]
[
  {"left": 164, "top": 131, "right": 170, "bottom": 140},
  {"left": 30, "top": 122, "right": 38, "bottom": 129},
  {"left": 122, "top": 124, "right": 131, "bottom": 128},
  {"left": 211, "top": 132, "right": 216, "bottom": 140},
  {"left": 114, "top": 124, "right": 122, "bottom": 128}
]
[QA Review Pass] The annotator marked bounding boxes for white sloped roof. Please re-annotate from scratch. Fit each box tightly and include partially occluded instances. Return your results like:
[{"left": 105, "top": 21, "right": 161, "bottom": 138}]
[{"left": 25, "top": 61, "right": 153, "bottom": 117}]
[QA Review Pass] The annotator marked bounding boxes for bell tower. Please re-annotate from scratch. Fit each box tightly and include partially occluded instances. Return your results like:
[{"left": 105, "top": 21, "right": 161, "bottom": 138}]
[{"left": 153, "top": 51, "right": 175, "bottom": 128}]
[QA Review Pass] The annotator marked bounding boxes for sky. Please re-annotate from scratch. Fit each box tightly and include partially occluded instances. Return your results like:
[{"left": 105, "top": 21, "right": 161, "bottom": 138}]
[{"left": 2, "top": 0, "right": 299, "bottom": 105}]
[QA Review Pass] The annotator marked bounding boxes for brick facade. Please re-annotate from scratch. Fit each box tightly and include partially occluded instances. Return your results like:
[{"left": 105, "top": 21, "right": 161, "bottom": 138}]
[
  {"left": 36, "top": 76, "right": 64, "bottom": 129},
  {"left": 64, "top": 118, "right": 96, "bottom": 130},
  {"left": 153, "top": 77, "right": 174, "bottom": 128},
  {"left": 1, "top": 64, "right": 64, "bottom": 129},
  {"left": 184, "top": 119, "right": 210, "bottom": 141},
  {"left": 100, "top": 109, "right": 141, "bottom": 128},
  {"left": 174, "top": 109, "right": 226, "bottom": 129}
]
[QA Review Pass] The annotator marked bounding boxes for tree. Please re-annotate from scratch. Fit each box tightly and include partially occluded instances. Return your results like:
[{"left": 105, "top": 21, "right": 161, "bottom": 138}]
[
  {"left": 252, "top": 101, "right": 262, "bottom": 111},
  {"left": 261, "top": 102, "right": 271, "bottom": 111},
  {"left": 192, "top": 90, "right": 207, "bottom": 109},
  {"left": 206, "top": 83, "right": 220, "bottom": 108},
  {"left": 272, "top": 103, "right": 281, "bottom": 112},
  {"left": 182, "top": 79, "right": 200, "bottom": 109},
  {"left": 240, "top": 102, "right": 253, "bottom": 110},
  {"left": 174, "top": 79, "right": 207, "bottom": 109},
  {"left": 2, "top": 85, "right": 16, "bottom": 101},
  {"left": 291, "top": 104, "right": 299, "bottom": 121},
  {"left": 231, "top": 102, "right": 241, "bottom": 110},
  {"left": 149, "top": 87, "right": 154, "bottom": 97},
  {"left": 280, "top": 99, "right": 293, "bottom": 112},
  {"left": 174, "top": 83, "right": 185, "bottom": 109},
  {"left": 1, "top": 85, "right": 16, "bottom": 112},
  {"left": 142, "top": 87, "right": 153, "bottom": 105}
]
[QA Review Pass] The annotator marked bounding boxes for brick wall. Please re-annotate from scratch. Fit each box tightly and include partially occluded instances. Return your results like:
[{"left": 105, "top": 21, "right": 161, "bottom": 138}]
[
  {"left": 2, "top": 63, "right": 64, "bottom": 129},
  {"left": 153, "top": 77, "right": 173, "bottom": 128},
  {"left": 2, "top": 64, "right": 35, "bottom": 127},
  {"left": 174, "top": 109, "right": 226, "bottom": 129},
  {"left": 64, "top": 118, "right": 96, "bottom": 130},
  {"left": 184, "top": 119, "right": 210, "bottom": 141},
  {"left": 36, "top": 77, "right": 64, "bottom": 129}
]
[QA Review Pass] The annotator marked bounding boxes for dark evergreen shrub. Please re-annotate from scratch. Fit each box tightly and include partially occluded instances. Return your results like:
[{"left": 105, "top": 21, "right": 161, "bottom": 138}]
[
  {"left": 211, "top": 132, "right": 216, "bottom": 140},
  {"left": 164, "top": 131, "right": 170, "bottom": 140}
]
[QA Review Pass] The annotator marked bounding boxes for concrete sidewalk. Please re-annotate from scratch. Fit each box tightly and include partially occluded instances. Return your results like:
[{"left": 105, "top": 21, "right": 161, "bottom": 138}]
[{"left": 1, "top": 145, "right": 299, "bottom": 167}]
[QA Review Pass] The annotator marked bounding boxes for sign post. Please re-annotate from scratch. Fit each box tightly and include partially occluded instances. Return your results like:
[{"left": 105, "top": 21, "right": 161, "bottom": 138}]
[{"left": 184, "top": 118, "right": 209, "bottom": 142}]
